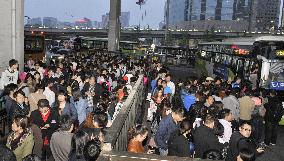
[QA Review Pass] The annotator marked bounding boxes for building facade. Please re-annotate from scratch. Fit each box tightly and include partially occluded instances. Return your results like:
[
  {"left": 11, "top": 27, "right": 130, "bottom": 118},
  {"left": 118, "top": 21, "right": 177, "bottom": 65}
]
[
  {"left": 255, "top": 0, "right": 282, "bottom": 31},
  {"left": 120, "top": 12, "right": 130, "bottom": 28},
  {"left": 43, "top": 17, "right": 57, "bottom": 28},
  {"left": 168, "top": 0, "right": 283, "bottom": 32},
  {"left": 27, "top": 17, "right": 42, "bottom": 26},
  {"left": 169, "top": 0, "right": 186, "bottom": 25},
  {"left": 101, "top": 13, "right": 109, "bottom": 29},
  {"left": 75, "top": 18, "right": 92, "bottom": 28}
]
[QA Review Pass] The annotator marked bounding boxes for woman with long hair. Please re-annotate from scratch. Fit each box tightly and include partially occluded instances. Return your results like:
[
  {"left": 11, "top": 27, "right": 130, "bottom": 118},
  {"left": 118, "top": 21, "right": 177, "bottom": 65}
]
[
  {"left": 52, "top": 90, "right": 78, "bottom": 122},
  {"left": 6, "top": 115, "right": 34, "bottom": 161},
  {"left": 71, "top": 88, "right": 87, "bottom": 125},
  {"left": 127, "top": 124, "right": 151, "bottom": 154}
]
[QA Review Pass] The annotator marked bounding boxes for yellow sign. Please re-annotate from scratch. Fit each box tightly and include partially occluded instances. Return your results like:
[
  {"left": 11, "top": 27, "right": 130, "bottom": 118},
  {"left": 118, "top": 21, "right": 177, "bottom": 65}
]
[{"left": 276, "top": 50, "right": 284, "bottom": 56}]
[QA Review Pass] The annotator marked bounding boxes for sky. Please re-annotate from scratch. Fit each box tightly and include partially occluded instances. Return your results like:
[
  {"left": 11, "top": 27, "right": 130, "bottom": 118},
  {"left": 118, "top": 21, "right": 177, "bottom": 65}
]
[{"left": 24, "top": 0, "right": 165, "bottom": 28}]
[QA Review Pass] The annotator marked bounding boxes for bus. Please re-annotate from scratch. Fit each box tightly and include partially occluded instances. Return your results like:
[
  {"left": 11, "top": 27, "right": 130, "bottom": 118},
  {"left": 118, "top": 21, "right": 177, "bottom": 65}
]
[
  {"left": 198, "top": 36, "right": 284, "bottom": 91},
  {"left": 24, "top": 34, "right": 45, "bottom": 62},
  {"left": 76, "top": 37, "right": 145, "bottom": 55}
]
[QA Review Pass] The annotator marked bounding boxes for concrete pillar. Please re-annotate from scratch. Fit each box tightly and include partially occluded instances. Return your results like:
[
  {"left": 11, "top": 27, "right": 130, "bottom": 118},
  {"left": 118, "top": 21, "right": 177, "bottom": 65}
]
[
  {"left": 0, "top": 0, "right": 24, "bottom": 73},
  {"left": 108, "top": 0, "right": 121, "bottom": 52}
]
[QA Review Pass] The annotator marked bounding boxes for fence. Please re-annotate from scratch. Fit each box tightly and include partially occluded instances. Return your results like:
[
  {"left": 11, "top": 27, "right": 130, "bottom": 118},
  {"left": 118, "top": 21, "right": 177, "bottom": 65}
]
[{"left": 104, "top": 74, "right": 146, "bottom": 151}]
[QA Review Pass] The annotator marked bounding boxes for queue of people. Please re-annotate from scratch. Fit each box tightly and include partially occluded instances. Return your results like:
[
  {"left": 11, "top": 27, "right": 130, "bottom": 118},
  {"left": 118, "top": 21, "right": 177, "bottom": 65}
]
[
  {"left": 0, "top": 53, "right": 148, "bottom": 161},
  {"left": 127, "top": 62, "right": 283, "bottom": 161},
  {"left": 0, "top": 54, "right": 283, "bottom": 161}
]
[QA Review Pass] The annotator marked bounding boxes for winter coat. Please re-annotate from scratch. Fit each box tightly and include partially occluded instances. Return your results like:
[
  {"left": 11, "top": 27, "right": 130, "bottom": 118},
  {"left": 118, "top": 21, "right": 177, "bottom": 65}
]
[
  {"left": 192, "top": 125, "right": 224, "bottom": 158},
  {"left": 226, "top": 132, "right": 257, "bottom": 161},
  {"left": 168, "top": 130, "right": 191, "bottom": 157},
  {"left": 10, "top": 102, "right": 30, "bottom": 121},
  {"left": 239, "top": 96, "right": 255, "bottom": 121},
  {"left": 180, "top": 88, "right": 196, "bottom": 111},
  {"left": 6, "top": 128, "right": 34, "bottom": 161},
  {"left": 127, "top": 139, "right": 145, "bottom": 153},
  {"left": 70, "top": 97, "right": 87, "bottom": 125},
  {"left": 52, "top": 102, "right": 78, "bottom": 121},
  {"left": 30, "top": 108, "right": 59, "bottom": 147},
  {"left": 155, "top": 114, "right": 179, "bottom": 150},
  {"left": 50, "top": 131, "right": 73, "bottom": 161},
  {"left": 222, "top": 95, "right": 240, "bottom": 120},
  {"left": 81, "top": 83, "right": 104, "bottom": 106},
  {"left": 264, "top": 96, "right": 284, "bottom": 123},
  {"left": 188, "top": 102, "right": 206, "bottom": 122},
  {"left": 4, "top": 96, "right": 15, "bottom": 123}
]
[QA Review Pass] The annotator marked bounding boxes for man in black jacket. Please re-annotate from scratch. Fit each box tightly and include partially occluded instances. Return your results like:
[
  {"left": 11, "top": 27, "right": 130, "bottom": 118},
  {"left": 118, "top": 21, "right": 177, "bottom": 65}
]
[
  {"left": 193, "top": 114, "right": 224, "bottom": 158},
  {"left": 81, "top": 76, "right": 104, "bottom": 113},
  {"left": 226, "top": 121, "right": 263, "bottom": 161},
  {"left": 264, "top": 90, "right": 284, "bottom": 146}
]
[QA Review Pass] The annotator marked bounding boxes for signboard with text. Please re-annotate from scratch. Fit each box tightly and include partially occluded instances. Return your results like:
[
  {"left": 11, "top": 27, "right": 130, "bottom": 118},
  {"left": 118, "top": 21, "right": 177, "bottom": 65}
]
[
  {"left": 213, "top": 63, "right": 228, "bottom": 80},
  {"left": 276, "top": 50, "right": 284, "bottom": 57},
  {"left": 270, "top": 81, "right": 284, "bottom": 90}
]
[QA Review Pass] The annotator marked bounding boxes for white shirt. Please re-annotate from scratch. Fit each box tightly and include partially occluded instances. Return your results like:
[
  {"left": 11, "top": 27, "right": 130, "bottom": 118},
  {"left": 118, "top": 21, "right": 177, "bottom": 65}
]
[
  {"left": 43, "top": 87, "right": 55, "bottom": 106},
  {"left": 219, "top": 119, "right": 232, "bottom": 143},
  {"left": 0, "top": 68, "right": 18, "bottom": 90},
  {"left": 167, "top": 81, "right": 175, "bottom": 95}
]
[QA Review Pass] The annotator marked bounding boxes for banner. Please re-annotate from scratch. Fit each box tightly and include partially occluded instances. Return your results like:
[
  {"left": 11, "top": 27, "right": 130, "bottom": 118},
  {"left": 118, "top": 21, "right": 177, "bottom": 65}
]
[
  {"left": 213, "top": 63, "right": 228, "bottom": 80},
  {"left": 270, "top": 81, "right": 284, "bottom": 90}
]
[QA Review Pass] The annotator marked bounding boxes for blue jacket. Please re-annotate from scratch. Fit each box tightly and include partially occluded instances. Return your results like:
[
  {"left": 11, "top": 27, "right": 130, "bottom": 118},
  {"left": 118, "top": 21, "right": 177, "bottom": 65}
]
[
  {"left": 151, "top": 80, "right": 157, "bottom": 94},
  {"left": 52, "top": 102, "right": 78, "bottom": 121},
  {"left": 180, "top": 88, "right": 196, "bottom": 111},
  {"left": 155, "top": 114, "right": 179, "bottom": 150},
  {"left": 70, "top": 97, "right": 87, "bottom": 125},
  {"left": 183, "top": 94, "right": 196, "bottom": 111}
]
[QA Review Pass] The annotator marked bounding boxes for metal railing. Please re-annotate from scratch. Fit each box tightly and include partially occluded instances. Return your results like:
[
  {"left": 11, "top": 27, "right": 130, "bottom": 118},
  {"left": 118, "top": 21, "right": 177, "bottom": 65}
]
[
  {"left": 98, "top": 151, "right": 218, "bottom": 161},
  {"left": 104, "top": 74, "right": 146, "bottom": 151}
]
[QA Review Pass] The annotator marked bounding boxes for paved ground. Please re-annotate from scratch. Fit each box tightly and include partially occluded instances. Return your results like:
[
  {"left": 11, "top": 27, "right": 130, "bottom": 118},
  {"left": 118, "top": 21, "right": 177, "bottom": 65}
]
[{"left": 255, "top": 126, "right": 284, "bottom": 161}]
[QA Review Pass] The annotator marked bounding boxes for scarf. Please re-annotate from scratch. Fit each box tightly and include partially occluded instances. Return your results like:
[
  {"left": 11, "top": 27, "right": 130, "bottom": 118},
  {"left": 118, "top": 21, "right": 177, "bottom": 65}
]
[{"left": 7, "top": 128, "right": 32, "bottom": 151}]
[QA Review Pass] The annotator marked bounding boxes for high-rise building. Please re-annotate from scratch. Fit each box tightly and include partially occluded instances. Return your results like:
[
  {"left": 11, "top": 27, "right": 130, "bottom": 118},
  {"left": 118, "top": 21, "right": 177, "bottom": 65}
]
[
  {"left": 100, "top": 12, "right": 130, "bottom": 28},
  {"left": 75, "top": 18, "right": 92, "bottom": 28},
  {"left": 27, "top": 17, "right": 42, "bottom": 26},
  {"left": 159, "top": 21, "right": 166, "bottom": 29},
  {"left": 169, "top": 0, "right": 186, "bottom": 25},
  {"left": 186, "top": 0, "right": 234, "bottom": 21},
  {"left": 43, "top": 17, "right": 57, "bottom": 28},
  {"left": 255, "top": 0, "right": 282, "bottom": 31},
  {"left": 169, "top": 0, "right": 283, "bottom": 32},
  {"left": 221, "top": 0, "right": 234, "bottom": 20},
  {"left": 120, "top": 12, "right": 130, "bottom": 28},
  {"left": 101, "top": 13, "right": 109, "bottom": 29},
  {"left": 92, "top": 21, "right": 101, "bottom": 28}
]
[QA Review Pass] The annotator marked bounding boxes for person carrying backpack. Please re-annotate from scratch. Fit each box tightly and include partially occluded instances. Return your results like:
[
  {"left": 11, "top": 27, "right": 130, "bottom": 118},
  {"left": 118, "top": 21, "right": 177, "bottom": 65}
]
[{"left": 264, "top": 90, "right": 284, "bottom": 146}]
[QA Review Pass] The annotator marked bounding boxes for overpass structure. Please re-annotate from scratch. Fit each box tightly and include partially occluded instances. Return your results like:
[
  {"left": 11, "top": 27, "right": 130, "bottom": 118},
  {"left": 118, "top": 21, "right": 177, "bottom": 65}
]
[{"left": 24, "top": 27, "right": 279, "bottom": 40}]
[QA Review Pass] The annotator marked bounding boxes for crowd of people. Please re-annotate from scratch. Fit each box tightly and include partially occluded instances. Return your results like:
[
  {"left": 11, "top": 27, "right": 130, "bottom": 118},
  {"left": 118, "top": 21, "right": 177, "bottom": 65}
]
[
  {"left": 126, "top": 62, "right": 284, "bottom": 161},
  {"left": 0, "top": 53, "right": 283, "bottom": 161},
  {"left": 0, "top": 52, "right": 149, "bottom": 161}
]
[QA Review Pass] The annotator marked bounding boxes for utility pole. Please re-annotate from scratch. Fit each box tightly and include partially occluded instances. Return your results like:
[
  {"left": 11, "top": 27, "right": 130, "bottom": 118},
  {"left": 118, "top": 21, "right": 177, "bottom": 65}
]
[
  {"left": 108, "top": 0, "right": 121, "bottom": 52},
  {"left": 165, "top": 0, "right": 170, "bottom": 44}
]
